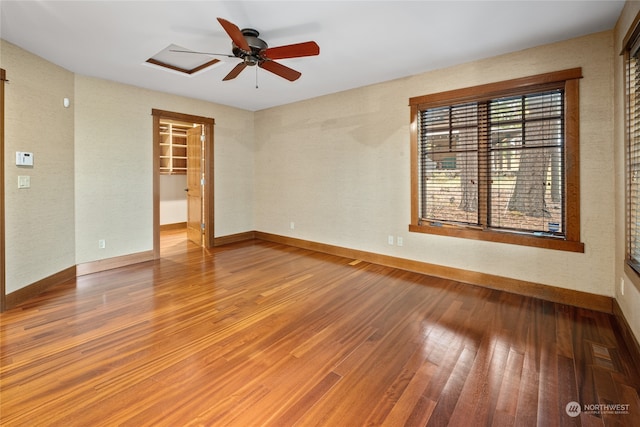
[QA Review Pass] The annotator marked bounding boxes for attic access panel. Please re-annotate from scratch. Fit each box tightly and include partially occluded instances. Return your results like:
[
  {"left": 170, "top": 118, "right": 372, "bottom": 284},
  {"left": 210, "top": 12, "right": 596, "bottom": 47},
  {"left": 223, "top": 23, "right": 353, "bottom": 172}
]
[{"left": 146, "top": 44, "right": 220, "bottom": 75}]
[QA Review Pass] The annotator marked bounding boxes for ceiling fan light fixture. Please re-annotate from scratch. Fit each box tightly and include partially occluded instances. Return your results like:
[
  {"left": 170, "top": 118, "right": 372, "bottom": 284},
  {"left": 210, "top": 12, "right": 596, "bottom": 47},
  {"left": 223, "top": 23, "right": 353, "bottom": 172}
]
[{"left": 243, "top": 56, "right": 260, "bottom": 66}]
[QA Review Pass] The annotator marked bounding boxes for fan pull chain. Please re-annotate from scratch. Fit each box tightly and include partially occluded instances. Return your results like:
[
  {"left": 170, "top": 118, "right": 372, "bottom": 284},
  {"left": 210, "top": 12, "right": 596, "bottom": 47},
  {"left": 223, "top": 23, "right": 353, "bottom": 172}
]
[{"left": 255, "top": 66, "right": 259, "bottom": 89}]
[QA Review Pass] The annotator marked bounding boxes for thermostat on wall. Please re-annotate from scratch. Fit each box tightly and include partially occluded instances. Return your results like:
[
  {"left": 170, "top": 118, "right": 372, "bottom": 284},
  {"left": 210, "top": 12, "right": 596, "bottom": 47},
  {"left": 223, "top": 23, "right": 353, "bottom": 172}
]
[{"left": 16, "top": 152, "right": 33, "bottom": 166}]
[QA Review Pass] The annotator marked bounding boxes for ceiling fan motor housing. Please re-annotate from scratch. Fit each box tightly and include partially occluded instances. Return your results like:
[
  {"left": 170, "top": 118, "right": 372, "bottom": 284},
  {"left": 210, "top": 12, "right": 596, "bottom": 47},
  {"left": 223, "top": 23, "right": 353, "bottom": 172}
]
[
  {"left": 215, "top": 17, "right": 316, "bottom": 82},
  {"left": 232, "top": 28, "right": 268, "bottom": 66}
]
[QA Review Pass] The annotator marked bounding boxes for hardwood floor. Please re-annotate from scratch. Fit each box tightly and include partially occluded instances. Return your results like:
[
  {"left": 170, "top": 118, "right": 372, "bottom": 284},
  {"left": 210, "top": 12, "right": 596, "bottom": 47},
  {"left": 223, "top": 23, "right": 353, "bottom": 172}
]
[{"left": 1, "top": 229, "right": 639, "bottom": 426}]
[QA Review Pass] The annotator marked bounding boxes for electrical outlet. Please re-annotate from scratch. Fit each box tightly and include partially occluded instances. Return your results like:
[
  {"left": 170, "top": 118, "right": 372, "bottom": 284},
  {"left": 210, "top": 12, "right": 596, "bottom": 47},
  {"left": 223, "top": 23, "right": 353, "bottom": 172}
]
[
  {"left": 290, "top": 222, "right": 295, "bottom": 230},
  {"left": 620, "top": 277, "right": 625, "bottom": 296},
  {"left": 388, "top": 235, "right": 394, "bottom": 245},
  {"left": 397, "top": 236, "right": 403, "bottom": 247},
  {"left": 98, "top": 239, "right": 106, "bottom": 249}
]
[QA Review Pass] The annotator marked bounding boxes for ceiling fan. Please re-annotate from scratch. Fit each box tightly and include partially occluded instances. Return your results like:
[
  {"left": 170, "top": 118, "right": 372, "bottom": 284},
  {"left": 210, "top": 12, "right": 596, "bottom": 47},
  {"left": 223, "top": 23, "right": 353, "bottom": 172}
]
[{"left": 173, "top": 18, "right": 320, "bottom": 82}]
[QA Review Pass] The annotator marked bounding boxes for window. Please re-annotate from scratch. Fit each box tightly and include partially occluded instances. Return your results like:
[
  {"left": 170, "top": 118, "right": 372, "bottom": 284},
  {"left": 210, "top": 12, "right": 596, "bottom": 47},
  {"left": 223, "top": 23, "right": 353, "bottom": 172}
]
[
  {"left": 626, "top": 23, "right": 640, "bottom": 274},
  {"left": 409, "top": 69, "right": 584, "bottom": 252}
]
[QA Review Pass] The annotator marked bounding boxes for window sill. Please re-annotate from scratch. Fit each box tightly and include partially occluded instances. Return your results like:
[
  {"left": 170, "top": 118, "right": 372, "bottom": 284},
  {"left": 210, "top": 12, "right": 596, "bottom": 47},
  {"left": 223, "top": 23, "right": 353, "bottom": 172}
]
[
  {"left": 409, "top": 223, "right": 585, "bottom": 253},
  {"left": 624, "top": 262, "right": 640, "bottom": 294}
]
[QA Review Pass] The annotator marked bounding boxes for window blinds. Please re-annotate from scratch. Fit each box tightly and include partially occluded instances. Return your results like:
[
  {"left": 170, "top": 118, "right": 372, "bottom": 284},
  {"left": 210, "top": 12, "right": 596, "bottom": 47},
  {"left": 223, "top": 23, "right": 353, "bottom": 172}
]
[
  {"left": 419, "top": 103, "right": 480, "bottom": 226},
  {"left": 628, "top": 46, "right": 640, "bottom": 269},
  {"left": 418, "top": 90, "right": 565, "bottom": 236},
  {"left": 488, "top": 92, "right": 564, "bottom": 234}
]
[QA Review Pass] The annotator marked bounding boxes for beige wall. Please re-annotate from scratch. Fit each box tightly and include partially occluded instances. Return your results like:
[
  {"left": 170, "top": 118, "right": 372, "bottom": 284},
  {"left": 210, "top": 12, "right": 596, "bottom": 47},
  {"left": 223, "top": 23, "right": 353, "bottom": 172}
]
[
  {"left": 74, "top": 75, "right": 255, "bottom": 264},
  {"left": 255, "top": 30, "right": 616, "bottom": 298},
  {"left": 615, "top": 1, "right": 640, "bottom": 348},
  {"left": 1, "top": 40, "right": 75, "bottom": 293}
]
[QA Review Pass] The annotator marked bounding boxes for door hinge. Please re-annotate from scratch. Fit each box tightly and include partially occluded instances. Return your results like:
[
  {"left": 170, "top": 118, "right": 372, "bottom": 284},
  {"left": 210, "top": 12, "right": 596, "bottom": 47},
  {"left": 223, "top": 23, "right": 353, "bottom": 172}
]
[
  {"left": 200, "top": 135, "right": 205, "bottom": 142},
  {"left": 200, "top": 178, "right": 205, "bottom": 186},
  {"left": 201, "top": 223, "right": 205, "bottom": 230}
]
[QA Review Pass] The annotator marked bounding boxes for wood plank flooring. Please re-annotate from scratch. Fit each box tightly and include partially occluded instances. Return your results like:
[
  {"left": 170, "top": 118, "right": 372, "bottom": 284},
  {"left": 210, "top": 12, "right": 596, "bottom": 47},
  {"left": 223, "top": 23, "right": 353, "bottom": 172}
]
[{"left": 1, "top": 230, "right": 639, "bottom": 426}]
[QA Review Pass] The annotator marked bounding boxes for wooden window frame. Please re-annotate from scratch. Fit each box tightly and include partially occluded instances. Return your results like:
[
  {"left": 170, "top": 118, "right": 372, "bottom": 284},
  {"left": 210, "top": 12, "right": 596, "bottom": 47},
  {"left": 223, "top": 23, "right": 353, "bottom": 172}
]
[
  {"left": 409, "top": 68, "right": 584, "bottom": 252},
  {"left": 624, "top": 11, "right": 640, "bottom": 290}
]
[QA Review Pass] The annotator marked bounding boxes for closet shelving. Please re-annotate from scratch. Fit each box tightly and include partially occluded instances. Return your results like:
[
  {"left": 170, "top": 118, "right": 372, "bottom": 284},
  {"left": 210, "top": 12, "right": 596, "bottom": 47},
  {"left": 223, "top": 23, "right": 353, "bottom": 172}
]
[{"left": 159, "top": 120, "right": 192, "bottom": 174}]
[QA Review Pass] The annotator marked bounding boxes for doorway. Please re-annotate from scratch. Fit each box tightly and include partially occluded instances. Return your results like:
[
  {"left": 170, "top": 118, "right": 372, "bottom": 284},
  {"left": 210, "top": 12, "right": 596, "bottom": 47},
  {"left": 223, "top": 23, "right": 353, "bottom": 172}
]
[{"left": 152, "top": 109, "right": 214, "bottom": 258}]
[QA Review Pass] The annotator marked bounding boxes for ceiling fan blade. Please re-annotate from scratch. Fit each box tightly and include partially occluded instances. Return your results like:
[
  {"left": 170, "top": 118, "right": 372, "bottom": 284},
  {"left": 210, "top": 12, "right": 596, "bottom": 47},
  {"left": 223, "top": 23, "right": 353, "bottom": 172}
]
[
  {"left": 217, "top": 17, "right": 251, "bottom": 52},
  {"left": 259, "top": 60, "right": 301, "bottom": 81},
  {"left": 223, "top": 62, "right": 248, "bottom": 81},
  {"left": 170, "top": 49, "right": 235, "bottom": 58},
  {"left": 264, "top": 41, "right": 320, "bottom": 60}
]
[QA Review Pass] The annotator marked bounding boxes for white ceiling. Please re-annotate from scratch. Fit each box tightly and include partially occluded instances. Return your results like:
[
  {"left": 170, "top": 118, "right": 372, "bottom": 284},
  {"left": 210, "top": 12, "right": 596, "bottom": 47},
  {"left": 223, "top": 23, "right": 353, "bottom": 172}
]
[{"left": 0, "top": 0, "right": 625, "bottom": 111}]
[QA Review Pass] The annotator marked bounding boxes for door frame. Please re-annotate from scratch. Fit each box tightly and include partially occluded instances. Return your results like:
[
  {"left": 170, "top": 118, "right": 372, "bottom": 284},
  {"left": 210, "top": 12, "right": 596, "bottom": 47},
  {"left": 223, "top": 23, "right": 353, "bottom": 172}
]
[
  {"left": 1, "top": 69, "right": 6, "bottom": 312},
  {"left": 152, "top": 109, "right": 215, "bottom": 258}
]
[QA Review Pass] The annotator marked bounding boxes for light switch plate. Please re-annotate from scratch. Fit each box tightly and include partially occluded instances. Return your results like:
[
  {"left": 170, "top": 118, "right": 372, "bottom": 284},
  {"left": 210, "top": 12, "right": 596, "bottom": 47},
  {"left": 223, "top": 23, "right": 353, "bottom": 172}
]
[{"left": 18, "top": 175, "right": 30, "bottom": 188}]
